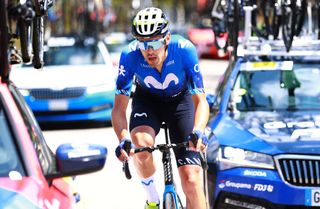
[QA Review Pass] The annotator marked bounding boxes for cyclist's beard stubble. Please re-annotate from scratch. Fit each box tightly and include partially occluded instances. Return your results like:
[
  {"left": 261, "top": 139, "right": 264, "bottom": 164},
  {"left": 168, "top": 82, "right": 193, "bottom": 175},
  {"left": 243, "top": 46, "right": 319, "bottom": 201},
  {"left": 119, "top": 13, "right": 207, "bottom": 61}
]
[{"left": 144, "top": 48, "right": 167, "bottom": 70}]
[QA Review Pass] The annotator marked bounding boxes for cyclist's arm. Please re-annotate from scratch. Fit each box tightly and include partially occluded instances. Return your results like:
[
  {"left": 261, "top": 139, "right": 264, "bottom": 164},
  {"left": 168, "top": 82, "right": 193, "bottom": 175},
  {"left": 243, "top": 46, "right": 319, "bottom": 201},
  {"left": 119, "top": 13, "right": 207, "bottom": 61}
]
[
  {"left": 179, "top": 37, "right": 209, "bottom": 148},
  {"left": 112, "top": 94, "right": 130, "bottom": 142},
  {"left": 112, "top": 48, "right": 136, "bottom": 142},
  {"left": 192, "top": 93, "right": 209, "bottom": 133}
]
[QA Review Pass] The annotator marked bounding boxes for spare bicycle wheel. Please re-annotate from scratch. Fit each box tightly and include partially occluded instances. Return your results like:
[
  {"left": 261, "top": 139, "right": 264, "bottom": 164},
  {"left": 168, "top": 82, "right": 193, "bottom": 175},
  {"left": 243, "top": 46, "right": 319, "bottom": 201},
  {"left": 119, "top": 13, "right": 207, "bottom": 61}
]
[{"left": 281, "top": 0, "right": 297, "bottom": 52}]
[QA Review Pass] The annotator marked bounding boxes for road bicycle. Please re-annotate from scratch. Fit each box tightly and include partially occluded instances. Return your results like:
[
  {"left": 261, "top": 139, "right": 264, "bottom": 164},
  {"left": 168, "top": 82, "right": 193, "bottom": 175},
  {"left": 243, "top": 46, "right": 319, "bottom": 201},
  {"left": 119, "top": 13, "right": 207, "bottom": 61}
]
[
  {"left": 211, "top": 0, "right": 240, "bottom": 60},
  {"left": 212, "top": 0, "right": 309, "bottom": 54},
  {"left": 122, "top": 123, "right": 208, "bottom": 209},
  {"left": 7, "top": 0, "right": 53, "bottom": 69}
]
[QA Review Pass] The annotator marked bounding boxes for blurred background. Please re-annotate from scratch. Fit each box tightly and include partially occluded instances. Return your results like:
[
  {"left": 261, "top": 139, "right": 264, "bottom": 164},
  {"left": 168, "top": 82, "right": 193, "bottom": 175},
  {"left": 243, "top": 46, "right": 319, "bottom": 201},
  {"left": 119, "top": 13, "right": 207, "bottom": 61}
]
[{"left": 46, "top": 0, "right": 216, "bottom": 50}]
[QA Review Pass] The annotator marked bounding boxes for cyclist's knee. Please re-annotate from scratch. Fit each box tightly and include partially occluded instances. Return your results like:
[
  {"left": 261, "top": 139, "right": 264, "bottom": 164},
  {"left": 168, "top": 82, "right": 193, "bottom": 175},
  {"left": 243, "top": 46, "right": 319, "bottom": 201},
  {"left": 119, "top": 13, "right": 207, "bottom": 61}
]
[
  {"left": 131, "top": 126, "right": 155, "bottom": 146},
  {"left": 179, "top": 166, "right": 202, "bottom": 194}
]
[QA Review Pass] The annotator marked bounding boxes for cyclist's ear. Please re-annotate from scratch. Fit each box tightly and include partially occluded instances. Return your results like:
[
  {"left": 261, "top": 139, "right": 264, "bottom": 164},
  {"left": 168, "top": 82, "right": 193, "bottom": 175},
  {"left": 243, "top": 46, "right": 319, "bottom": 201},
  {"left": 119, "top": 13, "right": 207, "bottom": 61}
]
[{"left": 164, "top": 32, "right": 170, "bottom": 45}]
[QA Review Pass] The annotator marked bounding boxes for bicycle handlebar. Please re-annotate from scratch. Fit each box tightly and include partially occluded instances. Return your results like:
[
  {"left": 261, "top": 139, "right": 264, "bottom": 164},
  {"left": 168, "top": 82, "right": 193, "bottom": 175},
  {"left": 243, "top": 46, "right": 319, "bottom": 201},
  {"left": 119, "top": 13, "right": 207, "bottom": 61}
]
[
  {"left": 122, "top": 141, "right": 207, "bottom": 180},
  {"left": 134, "top": 141, "right": 189, "bottom": 154}
]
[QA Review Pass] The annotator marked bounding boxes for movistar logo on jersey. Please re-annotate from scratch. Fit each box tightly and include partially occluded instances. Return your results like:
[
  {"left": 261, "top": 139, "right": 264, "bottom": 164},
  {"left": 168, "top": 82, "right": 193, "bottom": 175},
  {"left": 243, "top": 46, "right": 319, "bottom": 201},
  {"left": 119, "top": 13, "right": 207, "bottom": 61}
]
[
  {"left": 118, "top": 65, "right": 126, "bottom": 76},
  {"left": 144, "top": 73, "right": 179, "bottom": 90}
]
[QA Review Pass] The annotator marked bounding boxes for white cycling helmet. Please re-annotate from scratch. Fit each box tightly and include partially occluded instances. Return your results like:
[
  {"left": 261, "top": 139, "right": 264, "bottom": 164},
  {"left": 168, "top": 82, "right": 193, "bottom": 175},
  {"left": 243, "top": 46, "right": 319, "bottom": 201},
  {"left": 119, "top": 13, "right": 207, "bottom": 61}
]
[{"left": 132, "top": 7, "right": 169, "bottom": 38}]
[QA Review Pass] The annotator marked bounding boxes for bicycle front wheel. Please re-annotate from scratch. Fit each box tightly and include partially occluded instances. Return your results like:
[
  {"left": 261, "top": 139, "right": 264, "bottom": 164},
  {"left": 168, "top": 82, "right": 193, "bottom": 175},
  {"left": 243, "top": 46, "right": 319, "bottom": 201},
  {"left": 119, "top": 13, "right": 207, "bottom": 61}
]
[
  {"left": 281, "top": 0, "right": 297, "bottom": 52},
  {"left": 32, "top": 15, "right": 44, "bottom": 69},
  {"left": 19, "top": 19, "right": 32, "bottom": 63},
  {"left": 0, "top": 0, "right": 9, "bottom": 80},
  {"left": 163, "top": 192, "right": 183, "bottom": 209}
]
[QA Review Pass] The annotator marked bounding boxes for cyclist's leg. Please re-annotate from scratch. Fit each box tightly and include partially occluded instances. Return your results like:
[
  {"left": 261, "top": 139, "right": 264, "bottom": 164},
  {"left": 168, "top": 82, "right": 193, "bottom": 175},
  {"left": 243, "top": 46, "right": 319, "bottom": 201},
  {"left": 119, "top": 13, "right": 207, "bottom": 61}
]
[
  {"left": 168, "top": 95, "right": 206, "bottom": 209},
  {"left": 129, "top": 92, "right": 162, "bottom": 205}
]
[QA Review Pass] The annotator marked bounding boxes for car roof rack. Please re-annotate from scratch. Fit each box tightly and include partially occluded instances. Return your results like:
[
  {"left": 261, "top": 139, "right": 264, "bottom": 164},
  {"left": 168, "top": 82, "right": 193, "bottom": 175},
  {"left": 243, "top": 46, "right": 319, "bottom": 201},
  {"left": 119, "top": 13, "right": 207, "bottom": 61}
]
[
  {"left": 237, "top": 6, "right": 320, "bottom": 58},
  {"left": 238, "top": 37, "right": 320, "bottom": 57}
]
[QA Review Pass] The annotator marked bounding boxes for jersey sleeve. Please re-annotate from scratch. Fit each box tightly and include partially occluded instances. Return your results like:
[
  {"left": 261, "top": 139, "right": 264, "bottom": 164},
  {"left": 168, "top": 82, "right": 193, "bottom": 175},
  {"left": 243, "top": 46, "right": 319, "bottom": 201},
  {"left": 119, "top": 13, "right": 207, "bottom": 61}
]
[
  {"left": 179, "top": 39, "right": 205, "bottom": 94},
  {"left": 115, "top": 46, "right": 136, "bottom": 97}
]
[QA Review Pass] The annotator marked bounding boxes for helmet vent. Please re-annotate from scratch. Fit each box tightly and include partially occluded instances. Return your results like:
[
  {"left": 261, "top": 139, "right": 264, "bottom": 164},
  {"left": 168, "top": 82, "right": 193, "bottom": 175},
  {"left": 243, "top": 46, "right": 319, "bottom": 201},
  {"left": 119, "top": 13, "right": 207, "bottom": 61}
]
[
  {"left": 133, "top": 7, "right": 169, "bottom": 37},
  {"left": 139, "top": 25, "right": 143, "bottom": 33}
]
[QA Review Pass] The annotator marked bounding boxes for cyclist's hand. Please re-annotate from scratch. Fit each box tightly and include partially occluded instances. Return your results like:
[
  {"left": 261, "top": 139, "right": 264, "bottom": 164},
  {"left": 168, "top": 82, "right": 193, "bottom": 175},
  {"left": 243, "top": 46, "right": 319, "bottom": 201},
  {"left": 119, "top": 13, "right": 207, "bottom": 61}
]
[
  {"left": 115, "top": 139, "right": 135, "bottom": 162},
  {"left": 187, "top": 130, "right": 208, "bottom": 152}
]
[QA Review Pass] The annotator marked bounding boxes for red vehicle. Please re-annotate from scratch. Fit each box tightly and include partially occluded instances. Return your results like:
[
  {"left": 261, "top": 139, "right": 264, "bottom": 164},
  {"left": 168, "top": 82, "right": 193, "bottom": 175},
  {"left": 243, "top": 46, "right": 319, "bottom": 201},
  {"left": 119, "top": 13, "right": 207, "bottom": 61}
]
[
  {"left": 0, "top": 79, "right": 107, "bottom": 208},
  {"left": 188, "top": 27, "right": 229, "bottom": 59}
]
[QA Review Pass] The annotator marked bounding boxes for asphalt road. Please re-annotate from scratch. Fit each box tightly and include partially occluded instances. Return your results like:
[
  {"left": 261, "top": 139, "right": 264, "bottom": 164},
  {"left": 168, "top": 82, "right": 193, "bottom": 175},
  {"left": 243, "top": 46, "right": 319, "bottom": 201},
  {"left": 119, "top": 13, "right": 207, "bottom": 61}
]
[{"left": 43, "top": 59, "right": 228, "bottom": 209}]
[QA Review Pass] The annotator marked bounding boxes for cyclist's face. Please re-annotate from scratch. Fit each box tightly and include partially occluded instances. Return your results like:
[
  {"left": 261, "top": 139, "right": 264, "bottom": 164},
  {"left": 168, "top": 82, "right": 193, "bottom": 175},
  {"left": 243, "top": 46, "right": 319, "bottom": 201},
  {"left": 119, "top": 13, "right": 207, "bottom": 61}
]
[{"left": 138, "top": 33, "right": 170, "bottom": 69}]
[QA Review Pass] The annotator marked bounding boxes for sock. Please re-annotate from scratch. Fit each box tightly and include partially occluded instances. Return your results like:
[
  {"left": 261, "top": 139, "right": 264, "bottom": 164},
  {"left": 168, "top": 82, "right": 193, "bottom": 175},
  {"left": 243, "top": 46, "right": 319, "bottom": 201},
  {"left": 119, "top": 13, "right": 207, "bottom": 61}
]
[{"left": 140, "top": 175, "right": 160, "bottom": 204}]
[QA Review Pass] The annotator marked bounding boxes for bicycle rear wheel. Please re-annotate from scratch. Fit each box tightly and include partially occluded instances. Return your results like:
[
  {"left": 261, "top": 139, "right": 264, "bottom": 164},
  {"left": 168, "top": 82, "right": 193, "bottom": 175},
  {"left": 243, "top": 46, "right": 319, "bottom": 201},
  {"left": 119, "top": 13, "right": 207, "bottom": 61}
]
[
  {"left": 281, "top": 0, "right": 297, "bottom": 52},
  {"left": 0, "top": 0, "right": 10, "bottom": 80},
  {"left": 226, "top": 0, "right": 240, "bottom": 59},
  {"left": 261, "top": 0, "right": 279, "bottom": 39},
  {"left": 32, "top": 15, "right": 44, "bottom": 69},
  {"left": 19, "top": 19, "right": 32, "bottom": 63},
  {"left": 294, "top": 0, "right": 307, "bottom": 36},
  {"left": 272, "top": 0, "right": 282, "bottom": 39},
  {"left": 316, "top": 0, "right": 320, "bottom": 39}
]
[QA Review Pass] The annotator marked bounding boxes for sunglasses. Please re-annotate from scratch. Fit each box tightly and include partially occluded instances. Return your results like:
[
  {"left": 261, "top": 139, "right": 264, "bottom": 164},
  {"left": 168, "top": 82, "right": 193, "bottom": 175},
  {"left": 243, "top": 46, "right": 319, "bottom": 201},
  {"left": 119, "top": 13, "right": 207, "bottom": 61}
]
[{"left": 137, "top": 37, "right": 165, "bottom": 51}]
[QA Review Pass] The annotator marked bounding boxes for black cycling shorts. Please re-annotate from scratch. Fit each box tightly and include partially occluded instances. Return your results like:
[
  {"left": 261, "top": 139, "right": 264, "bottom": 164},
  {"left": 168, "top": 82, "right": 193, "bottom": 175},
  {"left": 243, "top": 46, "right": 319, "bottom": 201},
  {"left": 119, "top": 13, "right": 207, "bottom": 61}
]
[{"left": 129, "top": 87, "right": 202, "bottom": 167}]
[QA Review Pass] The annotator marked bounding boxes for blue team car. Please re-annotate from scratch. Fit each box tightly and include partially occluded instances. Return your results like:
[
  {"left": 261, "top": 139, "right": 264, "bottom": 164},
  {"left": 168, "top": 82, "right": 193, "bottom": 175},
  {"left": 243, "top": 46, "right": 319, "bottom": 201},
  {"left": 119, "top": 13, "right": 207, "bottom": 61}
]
[
  {"left": 205, "top": 44, "right": 320, "bottom": 209},
  {"left": 10, "top": 36, "right": 117, "bottom": 124}
]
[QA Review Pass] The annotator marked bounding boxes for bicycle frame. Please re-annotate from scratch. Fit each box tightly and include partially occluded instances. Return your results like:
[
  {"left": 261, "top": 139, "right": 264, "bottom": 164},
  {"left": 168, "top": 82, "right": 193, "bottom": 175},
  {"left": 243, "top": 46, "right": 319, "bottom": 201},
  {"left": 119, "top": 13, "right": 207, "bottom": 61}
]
[{"left": 161, "top": 125, "right": 183, "bottom": 209}]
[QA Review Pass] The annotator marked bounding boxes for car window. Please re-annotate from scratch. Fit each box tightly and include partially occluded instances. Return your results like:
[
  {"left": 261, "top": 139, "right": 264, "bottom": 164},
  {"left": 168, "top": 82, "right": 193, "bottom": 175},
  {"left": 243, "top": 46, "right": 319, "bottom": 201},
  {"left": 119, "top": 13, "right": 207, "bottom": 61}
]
[
  {"left": 0, "top": 97, "right": 25, "bottom": 177},
  {"left": 105, "top": 43, "right": 128, "bottom": 53},
  {"left": 44, "top": 44, "right": 105, "bottom": 66},
  {"left": 9, "top": 84, "right": 56, "bottom": 175},
  {"left": 232, "top": 63, "right": 320, "bottom": 111}
]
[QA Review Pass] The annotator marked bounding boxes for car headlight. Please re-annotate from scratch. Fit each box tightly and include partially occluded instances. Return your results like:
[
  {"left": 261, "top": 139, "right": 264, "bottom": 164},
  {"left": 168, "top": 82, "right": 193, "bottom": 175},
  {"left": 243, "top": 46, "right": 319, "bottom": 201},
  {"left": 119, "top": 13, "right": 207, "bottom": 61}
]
[
  {"left": 218, "top": 146, "right": 275, "bottom": 170},
  {"left": 19, "top": 89, "right": 30, "bottom": 96},
  {"left": 86, "top": 83, "right": 115, "bottom": 94}
]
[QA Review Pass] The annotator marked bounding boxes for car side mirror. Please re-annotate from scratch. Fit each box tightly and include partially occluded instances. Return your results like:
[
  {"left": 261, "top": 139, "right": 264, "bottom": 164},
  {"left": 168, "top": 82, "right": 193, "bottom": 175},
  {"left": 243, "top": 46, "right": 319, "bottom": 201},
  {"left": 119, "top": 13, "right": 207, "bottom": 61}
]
[
  {"left": 46, "top": 143, "right": 107, "bottom": 179},
  {"left": 206, "top": 94, "right": 216, "bottom": 110}
]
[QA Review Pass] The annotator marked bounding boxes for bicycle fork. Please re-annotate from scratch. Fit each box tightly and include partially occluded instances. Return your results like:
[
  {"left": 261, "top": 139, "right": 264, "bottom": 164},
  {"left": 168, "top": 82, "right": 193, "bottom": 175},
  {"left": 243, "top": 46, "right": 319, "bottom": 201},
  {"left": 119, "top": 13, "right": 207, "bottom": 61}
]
[{"left": 162, "top": 149, "right": 182, "bottom": 209}]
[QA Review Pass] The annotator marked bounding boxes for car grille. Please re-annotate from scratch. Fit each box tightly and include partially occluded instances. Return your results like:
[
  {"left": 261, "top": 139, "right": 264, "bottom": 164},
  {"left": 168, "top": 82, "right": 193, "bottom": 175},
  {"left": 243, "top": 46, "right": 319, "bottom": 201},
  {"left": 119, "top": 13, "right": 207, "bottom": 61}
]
[
  {"left": 216, "top": 192, "right": 317, "bottom": 209},
  {"left": 30, "top": 88, "right": 86, "bottom": 100},
  {"left": 275, "top": 154, "right": 320, "bottom": 187}
]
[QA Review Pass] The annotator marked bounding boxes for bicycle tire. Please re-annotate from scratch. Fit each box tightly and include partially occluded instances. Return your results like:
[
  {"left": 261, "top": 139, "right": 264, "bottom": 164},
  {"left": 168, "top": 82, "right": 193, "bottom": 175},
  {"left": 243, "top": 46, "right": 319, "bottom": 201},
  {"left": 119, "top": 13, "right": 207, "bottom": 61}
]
[
  {"left": 0, "top": 0, "right": 10, "bottom": 80},
  {"left": 272, "top": 0, "right": 282, "bottom": 39},
  {"left": 281, "top": 0, "right": 297, "bottom": 52},
  {"left": 32, "top": 15, "right": 44, "bottom": 69},
  {"left": 164, "top": 192, "right": 181, "bottom": 209},
  {"left": 18, "top": 19, "right": 32, "bottom": 63},
  {"left": 294, "top": 0, "right": 307, "bottom": 36},
  {"left": 229, "top": 0, "right": 240, "bottom": 58},
  {"left": 316, "top": 1, "right": 320, "bottom": 39},
  {"left": 261, "top": 0, "right": 278, "bottom": 39}
]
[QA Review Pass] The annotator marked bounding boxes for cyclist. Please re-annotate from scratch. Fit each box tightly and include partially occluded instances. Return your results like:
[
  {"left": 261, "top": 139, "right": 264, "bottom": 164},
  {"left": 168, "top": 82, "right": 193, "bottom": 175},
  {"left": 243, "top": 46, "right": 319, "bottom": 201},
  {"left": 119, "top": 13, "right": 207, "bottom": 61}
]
[{"left": 112, "top": 7, "right": 209, "bottom": 209}]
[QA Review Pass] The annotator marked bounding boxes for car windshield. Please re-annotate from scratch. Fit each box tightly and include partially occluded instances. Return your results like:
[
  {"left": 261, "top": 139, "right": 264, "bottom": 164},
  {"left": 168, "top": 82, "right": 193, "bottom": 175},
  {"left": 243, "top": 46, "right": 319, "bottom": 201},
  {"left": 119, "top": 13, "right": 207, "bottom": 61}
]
[
  {"left": 105, "top": 43, "right": 128, "bottom": 53},
  {"left": 0, "top": 103, "right": 24, "bottom": 177},
  {"left": 44, "top": 44, "right": 105, "bottom": 66},
  {"left": 232, "top": 61, "right": 320, "bottom": 111}
]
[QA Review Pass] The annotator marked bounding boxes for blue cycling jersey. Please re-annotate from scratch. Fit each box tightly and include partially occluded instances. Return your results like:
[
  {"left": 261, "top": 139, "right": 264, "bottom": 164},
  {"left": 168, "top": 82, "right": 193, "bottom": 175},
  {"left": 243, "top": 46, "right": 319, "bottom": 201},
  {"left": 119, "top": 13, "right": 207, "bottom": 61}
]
[{"left": 115, "top": 34, "right": 205, "bottom": 98}]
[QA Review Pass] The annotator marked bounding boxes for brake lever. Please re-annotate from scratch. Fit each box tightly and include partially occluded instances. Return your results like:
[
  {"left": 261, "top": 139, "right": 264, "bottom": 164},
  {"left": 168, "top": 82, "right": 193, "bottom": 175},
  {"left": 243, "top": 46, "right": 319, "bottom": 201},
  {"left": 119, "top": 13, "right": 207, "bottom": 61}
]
[{"left": 122, "top": 140, "right": 132, "bottom": 180}]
